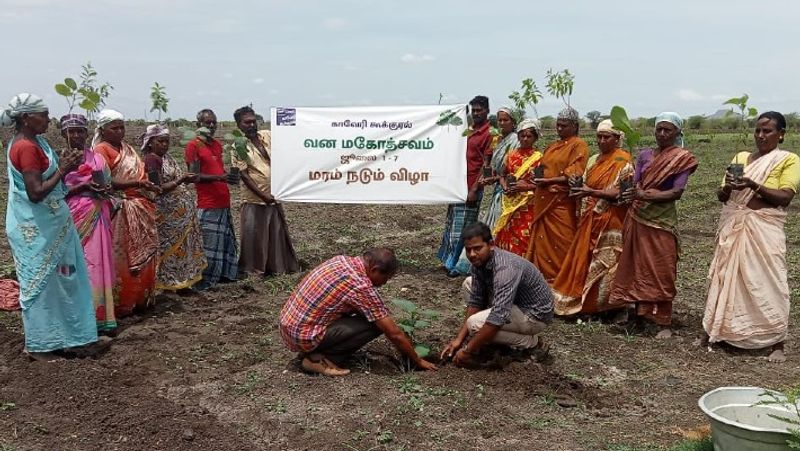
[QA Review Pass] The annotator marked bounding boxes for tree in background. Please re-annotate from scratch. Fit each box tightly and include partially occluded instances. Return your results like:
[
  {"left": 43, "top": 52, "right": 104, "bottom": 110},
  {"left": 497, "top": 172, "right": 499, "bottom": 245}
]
[
  {"left": 687, "top": 115, "right": 705, "bottom": 130},
  {"left": 586, "top": 110, "right": 602, "bottom": 129}
]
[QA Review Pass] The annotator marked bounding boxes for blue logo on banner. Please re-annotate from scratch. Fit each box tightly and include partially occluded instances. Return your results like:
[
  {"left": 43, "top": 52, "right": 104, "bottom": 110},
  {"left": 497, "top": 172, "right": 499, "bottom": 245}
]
[{"left": 276, "top": 108, "right": 296, "bottom": 126}]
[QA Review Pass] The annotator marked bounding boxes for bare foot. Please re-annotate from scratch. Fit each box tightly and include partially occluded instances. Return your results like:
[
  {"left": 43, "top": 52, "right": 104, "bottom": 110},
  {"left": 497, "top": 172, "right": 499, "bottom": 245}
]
[
  {"left": 692, "top": 334, "right": 709, "bottom": 347},
  {"left": 25, "top": 351, "right": 63, "bottom": 362},
  {"left": 655, "top": 328, "right": 673, "bottom": 339},
  {"left": 612, "top": 308, "right": 629, "bottom": 325},
  {"left": 768, "top": 349, "right": 786, "bottom": 363}
]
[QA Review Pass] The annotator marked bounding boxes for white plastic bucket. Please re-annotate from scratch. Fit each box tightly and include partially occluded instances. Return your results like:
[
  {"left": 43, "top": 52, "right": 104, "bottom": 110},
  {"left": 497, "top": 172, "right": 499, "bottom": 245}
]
[{"left": 698, "top": 386, "right": 798, "bottom": 451}]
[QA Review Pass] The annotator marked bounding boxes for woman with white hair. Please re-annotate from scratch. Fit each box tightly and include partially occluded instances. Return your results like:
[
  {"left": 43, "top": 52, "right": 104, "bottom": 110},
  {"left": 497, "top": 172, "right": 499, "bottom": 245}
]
[
  {"left": 92, "top": 109, "right": 160, "bottom": 317},
  {"left": 552, "top": 120, "right": 633, "bottom": 317},
  {"left": 2, "top": 93, "right": 99, "bottom": 358}
]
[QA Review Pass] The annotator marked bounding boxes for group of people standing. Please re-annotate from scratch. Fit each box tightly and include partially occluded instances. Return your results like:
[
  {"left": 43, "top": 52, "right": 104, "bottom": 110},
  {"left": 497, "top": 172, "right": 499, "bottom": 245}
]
[
  {"left": 439, "top": 95, "right": 798, "bottom": 363},
  {"left": 3, "top": 93, "right": 300, "bottom": 360}
]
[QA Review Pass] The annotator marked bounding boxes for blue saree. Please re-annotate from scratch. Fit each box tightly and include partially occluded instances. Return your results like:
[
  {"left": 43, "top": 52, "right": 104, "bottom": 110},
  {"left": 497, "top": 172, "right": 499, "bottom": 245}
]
[{"left": 5, "top": 136, "right": 97, "bottom": 352}]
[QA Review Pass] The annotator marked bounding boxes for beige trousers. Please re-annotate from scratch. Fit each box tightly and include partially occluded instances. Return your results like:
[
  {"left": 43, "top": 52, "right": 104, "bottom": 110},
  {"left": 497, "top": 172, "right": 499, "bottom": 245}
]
[{"left": 461, "top": 277, "right": 547, "bottom": 349}]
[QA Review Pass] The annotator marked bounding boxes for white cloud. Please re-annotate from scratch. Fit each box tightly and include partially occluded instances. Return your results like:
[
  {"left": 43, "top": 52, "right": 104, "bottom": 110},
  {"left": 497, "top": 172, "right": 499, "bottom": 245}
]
[
  {"left": 323, "top": 17, "right": 348, "bottom": 31},
  {"left": 676, "top": 89, "right": 703, "bottom": 102},
  {"left": 268, "top": 89, "right": 279, "bottom": 95},
  {"left": 252, "top": 78, "right": 265, "bottom": 84},
  {"left": 711, "top": 94, "right": 732, "bottom": 101},
  {"left": 400, "top": 53, "right": 436, "bottom": 64}
]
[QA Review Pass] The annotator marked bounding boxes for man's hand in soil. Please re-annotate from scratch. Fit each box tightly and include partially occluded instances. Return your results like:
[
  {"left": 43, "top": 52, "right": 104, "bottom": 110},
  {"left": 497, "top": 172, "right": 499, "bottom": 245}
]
[
  {"left": 374, "top": 317, "right": 437, "bottom": 371},
  {"left": 440, "top": 338, "right": 464, "bottom": 361},
  {"left": 415, "top": 359, "right": 437, "bottom": 371},
  {"left": 452, "top": 348, "right": 474, "bottom": 367}
]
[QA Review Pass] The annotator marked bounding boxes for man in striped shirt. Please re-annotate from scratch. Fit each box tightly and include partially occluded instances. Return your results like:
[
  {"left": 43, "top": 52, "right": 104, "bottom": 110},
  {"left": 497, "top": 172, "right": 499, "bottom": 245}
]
[
  {"left": 280, "top": 248, "right": 437, "bottom": 376},
  {"left": 441, "top": 222, "right": 554, "bottom": 367}
]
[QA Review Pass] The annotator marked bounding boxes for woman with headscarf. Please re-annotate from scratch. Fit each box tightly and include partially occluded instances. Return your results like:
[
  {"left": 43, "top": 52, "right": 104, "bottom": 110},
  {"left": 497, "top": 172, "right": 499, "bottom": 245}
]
[
  {"left": 609, "top": 112, "right": 698, "bottom": 338},
  {"left": 702, "top": 111, "right": 799, "bottom": 362},
  {"left": 493, "top": 118, "right": 543, "bottom": 255},
  {"left": 552, "top": 120, "right": 633, "bottom": 317},
  {"left": 2, "top": 94, "right": 98, "bottom": 358},
  {"left": 141, "top": 124, "right": 207, "bottom": 292},
  {"left": 525, "top": 107, "right": 589, "bottom": 282},
  {"left": 61, "top": 113, "right": 118, "bottom": 334},
  {"left": 92, "top": 109, "right": 160, "bottom": 317},
  {"left": 480, "top": 107, "right": 520, "bottom": 229}
]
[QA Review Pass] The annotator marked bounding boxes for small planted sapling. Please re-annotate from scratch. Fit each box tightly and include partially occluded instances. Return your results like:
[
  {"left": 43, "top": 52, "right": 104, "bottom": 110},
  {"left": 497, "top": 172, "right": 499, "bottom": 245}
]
[
  {"left": 545, "top": 68, "right": 575, "bottom": 107},
  {"left": 609, "top": 105, "right": 642, "bottom": 152},
  {"left": 756, "top": 386, "right": 800, "bottom": 449},
  {"left": 508, "top": 77, "right": 543, "bottom": 121},
  {"left": 723, "top": 93, "right": 758, "bottom": 147},
  {"left": 150, "top": 82, "right": 169, "bottom": 123},
  {"left": 54, "top": 62, "right": 113, "bottom": 119},
  {"left": 610, "top": 105, "right": 641, "bottom": 202},
  {"left": 390, "top": 298, "right": 438, "bottom": 371}
]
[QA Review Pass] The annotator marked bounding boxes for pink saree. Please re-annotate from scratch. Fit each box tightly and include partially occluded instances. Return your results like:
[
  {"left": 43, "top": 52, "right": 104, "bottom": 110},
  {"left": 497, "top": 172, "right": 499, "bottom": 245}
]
[{"left": 64, "top": 148, "right": 117, "bottom": 331}]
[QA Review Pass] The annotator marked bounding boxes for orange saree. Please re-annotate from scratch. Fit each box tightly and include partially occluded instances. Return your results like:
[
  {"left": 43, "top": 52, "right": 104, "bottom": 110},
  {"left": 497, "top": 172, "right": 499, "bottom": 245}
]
[
  {"left": 94, "top": 142, "right": 158, "bottom": 317},
  {"left": 493, "top": 147, "right": 542, "bottom": 256},
  {"left": 552, "top": 148, "right": 632, "bottom": 316},
  {"left": 525, "top": 136, "right": 589, "bottom": 282}
]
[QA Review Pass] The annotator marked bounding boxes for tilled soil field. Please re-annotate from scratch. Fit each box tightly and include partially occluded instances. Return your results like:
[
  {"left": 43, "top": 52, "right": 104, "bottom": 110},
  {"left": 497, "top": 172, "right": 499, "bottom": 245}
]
[{"left": 0, "top": 127, "right": 799, "bottom": 450}]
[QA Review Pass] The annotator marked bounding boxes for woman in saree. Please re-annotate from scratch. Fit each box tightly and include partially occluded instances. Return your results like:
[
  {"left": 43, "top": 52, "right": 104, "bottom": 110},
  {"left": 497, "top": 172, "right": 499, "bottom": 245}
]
[
  {"left": 92, "top": 109, "right": 160, "bottom": 317},
  {"left": 61, "top": 114, "right": 118, "bottom": 334},
  {"left": 552, "top": 120, "right": 633, "bottom": 317},
  {"left": 609, "top": 112, "right": 698, "bottom": 338},
  {"left": 525, "top": 107, "right": 589, "bottom": 282},
  {"left": 702, "top": 112, "right": 799, "bottom": 362},
  {"left": 141, "top": 124, "right": 207, "bottom": 292},
  {"left": 493, "top": 118, "right": 543, "bottom": 255},
  {"left": 2, "top": 93, "right": 98, "bottom": 359},
  {"left": 480, "top": 107, "right": 520, "bottom": 229}
]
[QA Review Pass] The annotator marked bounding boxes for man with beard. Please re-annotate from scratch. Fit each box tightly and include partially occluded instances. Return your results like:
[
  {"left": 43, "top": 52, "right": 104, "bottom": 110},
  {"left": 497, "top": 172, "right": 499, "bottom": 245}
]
[
  {"left": 438, "top": 95, "right": 493, "bottom": 277},
  {"left": 184, "top": 108, "right": 239, "bottom": 290},
  {"left": 232, "top": 105, "right": 301, "bottom": 277}
]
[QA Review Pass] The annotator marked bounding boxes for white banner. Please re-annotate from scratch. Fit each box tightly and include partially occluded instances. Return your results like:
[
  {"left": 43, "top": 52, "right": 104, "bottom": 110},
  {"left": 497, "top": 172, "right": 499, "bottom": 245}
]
[{"left": 270, "top": 105, "right": 468, "bottom": 204}]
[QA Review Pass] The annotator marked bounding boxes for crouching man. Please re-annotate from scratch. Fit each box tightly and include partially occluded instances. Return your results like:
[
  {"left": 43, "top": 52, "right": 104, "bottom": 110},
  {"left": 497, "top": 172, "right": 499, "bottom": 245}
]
[
  {"left": 280, "top": 248, "right": 437, "bottom": 376},
  {"left": 441, "top": 222, "right": 554, "bottom": 367}
]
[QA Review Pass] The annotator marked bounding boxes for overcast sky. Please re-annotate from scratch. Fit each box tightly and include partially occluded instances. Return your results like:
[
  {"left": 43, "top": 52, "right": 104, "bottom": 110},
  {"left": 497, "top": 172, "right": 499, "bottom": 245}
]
[{"left": 1, "top": 0, "right": 797, "bottom": 120}]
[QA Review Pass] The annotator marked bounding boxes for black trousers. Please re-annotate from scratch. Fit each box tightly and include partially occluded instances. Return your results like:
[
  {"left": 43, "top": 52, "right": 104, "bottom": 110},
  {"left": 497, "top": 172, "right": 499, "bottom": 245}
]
[{"left": 310, "top": 315, "right": 381, "bottom": 365}]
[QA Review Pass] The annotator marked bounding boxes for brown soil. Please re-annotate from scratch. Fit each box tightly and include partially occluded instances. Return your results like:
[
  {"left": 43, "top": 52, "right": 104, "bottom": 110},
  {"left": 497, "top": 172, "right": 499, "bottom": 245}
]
[{"left": 0, "top": 129, "right": 799, "bottom": 450}]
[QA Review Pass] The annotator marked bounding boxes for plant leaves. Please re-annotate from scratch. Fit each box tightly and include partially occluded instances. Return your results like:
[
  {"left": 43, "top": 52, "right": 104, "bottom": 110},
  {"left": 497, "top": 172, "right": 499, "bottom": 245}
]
[
  {"left": 55, "top": 84, "right": 73, "bottom": 97},
  {"left": 414, "top": 344, "right": 430, "bottom": 358},
  {"left": 85, "top": 91, "right": 101, "bottom": 103},
  {"left": 420, "top": 309, "right": 439, "bottom": 319},
  {"left": 391, "top": 298, "right": 417, "bottom": 314},
  {"left": 723, "top": 96, "right": 745, "bottom": 108},
  {"left": 79, "top": 98, "right": 97, "bottom": 112},
  {"left": 399, "top": 324, "right": 414, "bottom": 335},
  {"left": 64, "top": 78, "right": 78, "bottom": 90},
  {"left": 414, "top": 320, "right": 429, "bottom": 329}
]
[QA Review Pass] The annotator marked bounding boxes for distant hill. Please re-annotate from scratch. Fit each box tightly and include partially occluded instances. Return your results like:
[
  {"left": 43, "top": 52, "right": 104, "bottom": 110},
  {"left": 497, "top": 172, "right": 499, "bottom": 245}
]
[{"left": 707, "top": 109, "right": 739, "bottom": 120}]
